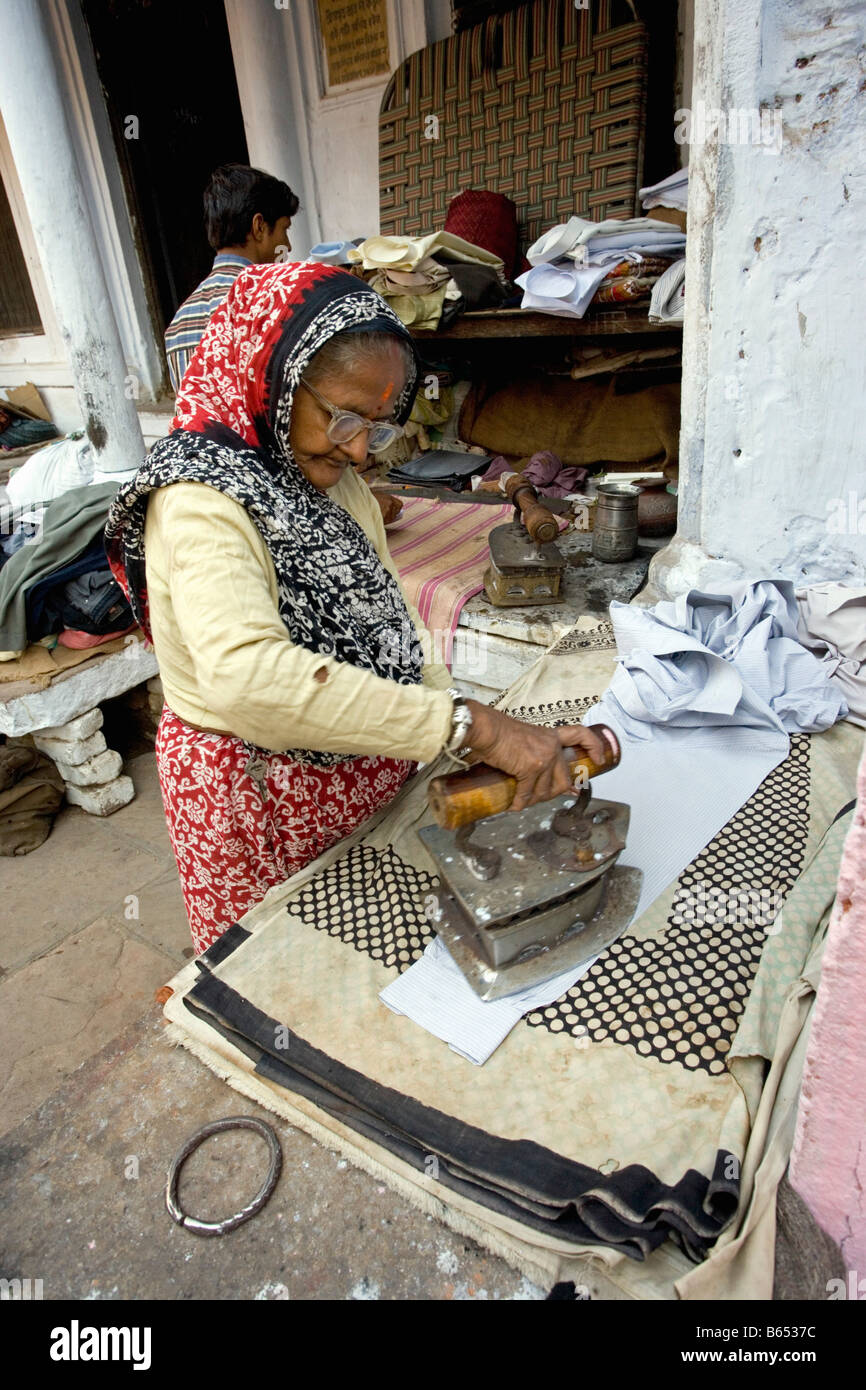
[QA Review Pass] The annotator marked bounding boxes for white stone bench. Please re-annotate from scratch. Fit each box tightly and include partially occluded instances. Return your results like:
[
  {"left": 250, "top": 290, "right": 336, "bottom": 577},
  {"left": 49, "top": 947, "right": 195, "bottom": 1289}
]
[{"left": 0, "top": 637, "right": 159, "bottom": 815}]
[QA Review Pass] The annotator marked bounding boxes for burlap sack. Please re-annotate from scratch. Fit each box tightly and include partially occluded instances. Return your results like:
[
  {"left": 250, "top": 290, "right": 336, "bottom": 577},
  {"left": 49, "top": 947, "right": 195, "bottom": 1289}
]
[{"left": 0, "top": 744, "right": 65, "bottom": 855}]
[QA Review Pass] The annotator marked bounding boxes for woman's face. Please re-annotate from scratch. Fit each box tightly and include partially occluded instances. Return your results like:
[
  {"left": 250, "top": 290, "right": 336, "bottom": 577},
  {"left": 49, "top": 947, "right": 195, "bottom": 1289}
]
[{"left": 288, "top": 339, "right": 407, "bottom": 492}]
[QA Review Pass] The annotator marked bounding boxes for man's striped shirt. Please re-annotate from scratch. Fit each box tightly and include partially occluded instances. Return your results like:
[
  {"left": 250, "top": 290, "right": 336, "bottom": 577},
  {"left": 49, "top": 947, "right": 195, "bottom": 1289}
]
[{"left": 164, "top": 253, "right": 252, "bottom": 394}]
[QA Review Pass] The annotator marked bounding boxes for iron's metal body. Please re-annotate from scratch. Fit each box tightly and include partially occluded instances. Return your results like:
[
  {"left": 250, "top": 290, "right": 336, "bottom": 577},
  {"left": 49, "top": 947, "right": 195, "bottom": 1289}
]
[
  {"left": 419, "top": 793, "right": 642, "bottom": 1001},
  {"left": 483, "top": 518, "right": 566, "bottom": 606}
]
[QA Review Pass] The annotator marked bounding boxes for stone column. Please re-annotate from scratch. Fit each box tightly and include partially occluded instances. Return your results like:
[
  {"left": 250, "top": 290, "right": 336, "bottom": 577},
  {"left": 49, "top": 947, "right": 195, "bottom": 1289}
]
[
  {"left": 645, "top": 0, "right": 866, "bottom": 600},
  {"left": 0, "top": 0, "right": 145, "bottom": 476}
]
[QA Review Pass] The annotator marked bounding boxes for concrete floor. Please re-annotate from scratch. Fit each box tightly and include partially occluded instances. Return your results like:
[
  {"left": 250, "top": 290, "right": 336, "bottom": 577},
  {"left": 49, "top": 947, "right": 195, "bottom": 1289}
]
[{"left": 0, "top": 754, "right": 543, "bottom": 1300}]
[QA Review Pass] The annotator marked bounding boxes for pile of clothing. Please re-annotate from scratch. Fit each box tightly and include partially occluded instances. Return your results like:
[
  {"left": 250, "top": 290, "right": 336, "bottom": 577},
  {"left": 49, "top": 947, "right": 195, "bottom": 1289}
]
[
  {"left": 310, "top": 229, "right": 507, "bottom": 331},
  {"left": 0, "top": 480, "right": 133, "bottom": 662},
  {"left": 517, "top": 212, "right": 686, "bottom": 318},
  {"left": 640, "top": 167, "right": 689, "bottom": 216},
  {"left": 309, "top": 191, "right": 525, "bottom": 331},
  {"left": 0, "top": 400, "right": 58, "bottom": 453},
  {"left": 639, "top": 170, "right": 688, "bottom": 323},
  {"left": 477, "top": 450, "right": 587, "bottom": 499}
]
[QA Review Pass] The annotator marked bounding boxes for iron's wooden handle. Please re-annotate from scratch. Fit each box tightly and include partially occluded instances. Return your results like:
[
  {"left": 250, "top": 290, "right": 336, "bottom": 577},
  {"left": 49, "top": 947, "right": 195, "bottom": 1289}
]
[
  {"left": 428, "top": 725, "right": 621, "bottom": 830},
  {"left": 503, "top": 475, "right": 559, "bottom": 545},
  {"left": 519, "top": 496, "right": 560, "bottom": 545}
]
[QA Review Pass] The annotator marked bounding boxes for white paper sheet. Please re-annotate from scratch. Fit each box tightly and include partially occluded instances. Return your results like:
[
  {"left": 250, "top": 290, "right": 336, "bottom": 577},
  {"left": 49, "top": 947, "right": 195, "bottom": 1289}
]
[{"left": 379, "top": 936, "right": 597, "bottom": 1065}]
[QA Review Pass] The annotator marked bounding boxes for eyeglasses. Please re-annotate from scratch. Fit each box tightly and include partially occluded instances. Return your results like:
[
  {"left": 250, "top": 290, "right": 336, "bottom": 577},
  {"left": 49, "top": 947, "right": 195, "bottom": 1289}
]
[{"left": 299, "top": 378, "right": 403, "bottom": 454}]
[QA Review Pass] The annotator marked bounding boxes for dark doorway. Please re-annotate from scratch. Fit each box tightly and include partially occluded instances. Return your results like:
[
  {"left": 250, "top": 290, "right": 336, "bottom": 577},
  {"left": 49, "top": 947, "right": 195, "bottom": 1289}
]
[
  {"left": 81, "top": 0, "right": 249, "bottom": 333},
  {"left": 0, "top": 169, "right": 43, "bottom": 338}
]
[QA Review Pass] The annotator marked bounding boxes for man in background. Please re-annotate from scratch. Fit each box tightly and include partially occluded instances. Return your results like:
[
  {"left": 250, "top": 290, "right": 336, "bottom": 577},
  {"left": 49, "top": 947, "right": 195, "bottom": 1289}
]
[{"left": 164, "top": 163, "right": 299, "bottom": 394}]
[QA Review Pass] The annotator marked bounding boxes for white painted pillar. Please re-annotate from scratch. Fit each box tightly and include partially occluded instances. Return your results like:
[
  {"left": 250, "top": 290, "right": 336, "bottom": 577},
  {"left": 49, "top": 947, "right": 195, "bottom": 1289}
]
[
  {"left": 0, "top": 0, "right": 145, "bottom": 476},
  {"left": 224, "top": 0, "right": 320, "bottom": 258},
  {"left": 645, "top": 0, "right": 866, "bottom": 601}
]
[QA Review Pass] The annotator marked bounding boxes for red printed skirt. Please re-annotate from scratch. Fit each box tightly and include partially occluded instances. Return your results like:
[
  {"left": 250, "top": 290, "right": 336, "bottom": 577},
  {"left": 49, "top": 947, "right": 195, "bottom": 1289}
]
[{"left": 155, "top": 706, "right": 412, "bottom": 953}]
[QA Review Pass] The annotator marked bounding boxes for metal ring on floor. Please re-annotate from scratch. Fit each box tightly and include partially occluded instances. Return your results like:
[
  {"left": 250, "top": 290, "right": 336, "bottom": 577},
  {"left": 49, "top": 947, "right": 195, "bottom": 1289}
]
[{"left": 165, "top": 1116, "right": 282, "bottom": 1237}]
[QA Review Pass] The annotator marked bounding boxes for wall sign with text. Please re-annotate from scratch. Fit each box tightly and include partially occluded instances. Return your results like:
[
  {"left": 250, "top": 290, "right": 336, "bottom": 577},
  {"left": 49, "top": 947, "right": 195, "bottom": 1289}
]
[{"left": 317, "top": 0, "right": 391, "bottom": 88}]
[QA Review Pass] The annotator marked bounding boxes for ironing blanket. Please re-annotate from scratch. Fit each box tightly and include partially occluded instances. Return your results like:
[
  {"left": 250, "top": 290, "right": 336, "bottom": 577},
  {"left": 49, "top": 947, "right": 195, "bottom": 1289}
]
[
  {"left": 387, "top": 497, "right": 511, "bottom": 661},
  {"left": 162, "top": 615, "right": 861, "bottom": 1298}
]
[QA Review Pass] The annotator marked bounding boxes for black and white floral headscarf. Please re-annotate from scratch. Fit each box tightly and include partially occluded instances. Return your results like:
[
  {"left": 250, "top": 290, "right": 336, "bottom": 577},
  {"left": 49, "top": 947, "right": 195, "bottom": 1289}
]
[{"left": 105, "top": 261, "right": 422, "bottom": 766}]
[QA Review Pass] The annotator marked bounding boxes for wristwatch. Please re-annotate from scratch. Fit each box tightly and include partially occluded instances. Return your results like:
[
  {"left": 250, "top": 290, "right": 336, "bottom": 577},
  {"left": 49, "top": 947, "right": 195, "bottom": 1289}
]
[{"left": 446, "top": 687, "right": 474, "bottom": 755}]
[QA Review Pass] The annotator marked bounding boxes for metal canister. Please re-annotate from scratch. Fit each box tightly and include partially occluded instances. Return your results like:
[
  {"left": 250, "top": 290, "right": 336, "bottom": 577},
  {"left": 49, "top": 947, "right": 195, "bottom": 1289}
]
[{"left": 591, "top": 482, "right": 640, "bottom": 562}]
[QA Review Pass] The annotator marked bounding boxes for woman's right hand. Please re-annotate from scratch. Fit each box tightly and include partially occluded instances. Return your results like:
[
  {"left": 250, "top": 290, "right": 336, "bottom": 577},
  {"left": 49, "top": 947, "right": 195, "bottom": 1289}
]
[{"left": 461, "top": 701, "right": 607, "bottom": 813}]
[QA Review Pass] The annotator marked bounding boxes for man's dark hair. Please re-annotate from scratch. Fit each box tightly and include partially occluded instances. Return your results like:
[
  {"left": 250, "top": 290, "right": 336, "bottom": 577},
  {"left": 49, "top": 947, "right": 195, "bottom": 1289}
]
[{"left": 204, "top": 164, "right": 300, "bottom": 250}]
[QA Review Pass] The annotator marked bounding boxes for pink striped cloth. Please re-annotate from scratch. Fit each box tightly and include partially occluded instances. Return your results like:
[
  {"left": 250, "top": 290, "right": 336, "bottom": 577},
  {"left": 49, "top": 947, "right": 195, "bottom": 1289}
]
[{"left": 386, "top": 497, "right": 512, "bottom": 663}]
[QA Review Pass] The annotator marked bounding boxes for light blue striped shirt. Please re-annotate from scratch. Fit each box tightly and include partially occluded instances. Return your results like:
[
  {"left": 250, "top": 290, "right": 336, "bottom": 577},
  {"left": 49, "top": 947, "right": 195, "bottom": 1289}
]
[{"left": 163, "top": 254, "right": 252, "bottom": 394}]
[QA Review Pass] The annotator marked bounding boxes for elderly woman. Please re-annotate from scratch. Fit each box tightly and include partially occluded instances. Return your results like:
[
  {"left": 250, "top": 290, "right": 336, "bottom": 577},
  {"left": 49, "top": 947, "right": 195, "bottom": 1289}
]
[{"left": 107, "top": 263, "right": 602, "bottom": 952}]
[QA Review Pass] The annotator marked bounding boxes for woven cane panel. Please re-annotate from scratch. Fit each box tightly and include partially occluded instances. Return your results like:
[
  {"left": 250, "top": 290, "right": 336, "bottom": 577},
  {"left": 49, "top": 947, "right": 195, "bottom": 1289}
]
[{"left": 380, "top": 0, "right": 647, "bottom": 254}]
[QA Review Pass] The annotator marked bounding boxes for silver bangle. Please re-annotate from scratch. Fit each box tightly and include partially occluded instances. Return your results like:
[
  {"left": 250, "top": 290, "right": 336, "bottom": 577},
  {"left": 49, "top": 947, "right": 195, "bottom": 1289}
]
[{"left": 446, "top": 687, "right": 473, "bottom": 754}]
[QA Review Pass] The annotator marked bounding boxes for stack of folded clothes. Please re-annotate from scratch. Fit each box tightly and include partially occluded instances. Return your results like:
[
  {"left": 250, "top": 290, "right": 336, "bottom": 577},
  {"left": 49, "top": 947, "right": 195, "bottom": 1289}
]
[
  {"left": 640, "top": 167, "right": 689, "bottom": 217},
  {"left": 516, "top": 215, "right": 686, "bottom": 318},
  {"left": 310, "top": 230, "right": 507, "bottom": 330}
]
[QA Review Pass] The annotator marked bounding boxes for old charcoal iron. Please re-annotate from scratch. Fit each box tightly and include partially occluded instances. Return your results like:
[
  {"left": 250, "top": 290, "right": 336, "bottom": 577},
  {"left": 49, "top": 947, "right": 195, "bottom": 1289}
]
[
  {"left": 418, "top": 725, "right": 642, "bottom": 1000},
  {"left": 483, "top": 474, "right": 566, "bottom": 607}
]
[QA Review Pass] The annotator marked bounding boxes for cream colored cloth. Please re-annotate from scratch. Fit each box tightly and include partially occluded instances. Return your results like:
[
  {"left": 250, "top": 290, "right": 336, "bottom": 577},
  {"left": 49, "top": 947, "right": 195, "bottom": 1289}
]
[
  {"left": 144, "top": 467, "right": 453, "bottom": 760},
  {"left": 349, "top": 231, "right": 503, "bottom": 275},
  {"left": 363, "top": 254, "right": 456, "bottom": 329},
  {"left": 0, "top": 633, "right": 137, "bottom": 692},
  {"left": 366, "top": 258, "right": 451, "bottom": 296},
  {"left": 368, "top": 285, "right": 447, "bottom": 331}
]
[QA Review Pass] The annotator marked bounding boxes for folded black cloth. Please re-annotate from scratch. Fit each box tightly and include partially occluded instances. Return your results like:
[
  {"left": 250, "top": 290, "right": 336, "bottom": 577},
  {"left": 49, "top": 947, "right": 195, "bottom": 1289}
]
[
  {"left": 58, "top": 568, "right": 133, "bottom": 636},
  {"left": 28, "top": 559, "right": 133, "bottom": 640},
  {"left": 435, "top": 259, "right": 509, "bottom": 328},
  {"left": 440, "top": 260, "right": 508, "bottom": 309},
  {"left": 387, "top": 449, "right": 491, "bottom": 493},
  {"left": 25, "top": 537, "right": 105, "bottom": 639}
]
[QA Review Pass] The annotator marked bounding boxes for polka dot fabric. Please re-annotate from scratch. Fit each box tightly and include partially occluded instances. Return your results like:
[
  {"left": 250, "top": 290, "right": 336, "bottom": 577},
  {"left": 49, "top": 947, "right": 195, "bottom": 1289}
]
[
  {"left": 526, "top": 735, "right": 811, "bottom": 1073},
  {"left": 295, "top": 843, "right": 436, "bottom": 970}
]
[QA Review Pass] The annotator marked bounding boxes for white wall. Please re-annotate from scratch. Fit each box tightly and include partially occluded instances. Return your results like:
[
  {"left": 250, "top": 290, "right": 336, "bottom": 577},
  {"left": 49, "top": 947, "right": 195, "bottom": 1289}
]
[
  {"left": 677, "top": 0, "right": 694, "bottom": 160},
  {"left": 226, "top": 0, "right": 445, "bottom": 254},
  {"left": 0, "top": 0, "right": 167, "bottom": 442},
  {"left": 294, "top": 80, "right": 390, "bottom": 246},
  {"left": 649, "top": 0, "right": 866, "bottom": 598}
]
